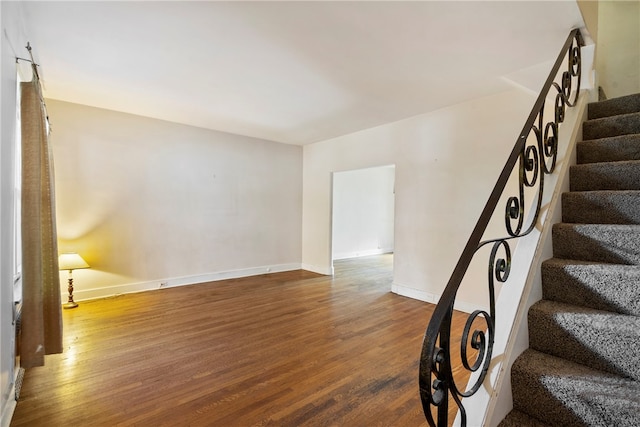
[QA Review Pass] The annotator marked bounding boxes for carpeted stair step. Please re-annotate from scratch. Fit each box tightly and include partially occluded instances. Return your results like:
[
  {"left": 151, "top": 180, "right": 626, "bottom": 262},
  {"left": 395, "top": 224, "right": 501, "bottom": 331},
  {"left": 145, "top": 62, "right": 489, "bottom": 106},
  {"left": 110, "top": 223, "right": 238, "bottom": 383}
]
[
  {"left": 511, "top": 349, "right": 640, "bottom": 427},
  {"left": 569, "top": 160, "right": 640, "bottom": 191},
  {"left": 582, "top": 112, "right": 640, "bottom": 140},
  {"left": 552, "top": 223, "right": 640, "bottom": 264},
  {"left": 498, "top": 409, "right": 550, "bottom": 427},
  {"left": 528, "top": 300, "right": 640, "bottom": 380},
  {"left": 588, "top": 93, "right": 640, "bottom": 120},
  {"left": 577, "top": 134, "right": 640, "bottom": 164},
  {"left": 542, "top": 258, "right": 640, "bottom": 316},
  {"left": 502, "top": 92, "right": 640, "bottom": 427},
  {"left": 562, "top": 190, "right": 640, "bottom": 224}
]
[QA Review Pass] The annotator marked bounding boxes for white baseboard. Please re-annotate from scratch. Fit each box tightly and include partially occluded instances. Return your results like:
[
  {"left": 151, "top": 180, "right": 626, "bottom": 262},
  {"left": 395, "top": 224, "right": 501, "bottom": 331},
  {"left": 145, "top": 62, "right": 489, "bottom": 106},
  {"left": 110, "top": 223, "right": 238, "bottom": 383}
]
[
  {"left": 392, "top": 282, "right": 437, "bottom": 304},
  {"left": 68, "top": 263, "right": 302, "bottom": 302},
  {"left": 1, "top": 385, "right": 17, "bottom": 427},
  {"left": 66, "top": 263, "right": 484, "bottom": 314},
  {"left": 392, "top": 282, "right": 486, "bottom": 314},
  {"left": 1, "top": 399, "right": 16, "bottom": 427},
  {"left": 301, "top": 263, "right": 334, "bottom": 276},
  {"left": 332, "top": 248, "right": 394, "bottom": 260}
]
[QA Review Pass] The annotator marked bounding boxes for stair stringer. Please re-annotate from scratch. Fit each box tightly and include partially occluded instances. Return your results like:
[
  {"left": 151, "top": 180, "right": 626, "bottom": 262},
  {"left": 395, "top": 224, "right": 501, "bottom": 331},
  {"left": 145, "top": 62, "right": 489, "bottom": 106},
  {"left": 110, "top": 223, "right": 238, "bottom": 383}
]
[{"left": 461, "top": 91, "right": 592, "bottom": 427}]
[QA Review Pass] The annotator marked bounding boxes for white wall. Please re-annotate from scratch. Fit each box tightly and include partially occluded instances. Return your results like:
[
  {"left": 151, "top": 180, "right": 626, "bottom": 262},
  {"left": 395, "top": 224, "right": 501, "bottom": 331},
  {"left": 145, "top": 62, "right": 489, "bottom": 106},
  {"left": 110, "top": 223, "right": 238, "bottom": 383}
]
[
  {"left": 47, "top": 100, "right": 303, "bottom": 300},
  {"left": 577, "top": 1, "right": 598, "bottom": 44},
  {"left": 332, "top": 165, "right": 394, "bottom": 260},
  {"left": 302, "top": 89, "right": 535, "bottom": 310},
  {"left": 596, "top": 0, "right": 640, "bottom": 98},
  {"left": 0, "top": 2, "right": 28, "bottom": 424}
]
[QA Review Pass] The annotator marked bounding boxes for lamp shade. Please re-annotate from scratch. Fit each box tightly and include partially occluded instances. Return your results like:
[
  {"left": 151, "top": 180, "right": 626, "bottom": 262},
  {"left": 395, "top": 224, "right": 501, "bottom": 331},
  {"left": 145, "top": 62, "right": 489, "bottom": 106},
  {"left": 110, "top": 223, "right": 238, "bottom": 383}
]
[{"left": 59, "top": 253, "right": 90, "bottom": 271}]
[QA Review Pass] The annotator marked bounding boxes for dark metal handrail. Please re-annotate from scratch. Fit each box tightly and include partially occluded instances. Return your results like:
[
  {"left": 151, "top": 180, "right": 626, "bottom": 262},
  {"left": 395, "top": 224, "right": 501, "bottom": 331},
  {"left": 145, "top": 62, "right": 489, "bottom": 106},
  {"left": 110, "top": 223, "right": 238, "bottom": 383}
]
[{"left": 419, "top": 28, "right": 584, "bottom": 426}]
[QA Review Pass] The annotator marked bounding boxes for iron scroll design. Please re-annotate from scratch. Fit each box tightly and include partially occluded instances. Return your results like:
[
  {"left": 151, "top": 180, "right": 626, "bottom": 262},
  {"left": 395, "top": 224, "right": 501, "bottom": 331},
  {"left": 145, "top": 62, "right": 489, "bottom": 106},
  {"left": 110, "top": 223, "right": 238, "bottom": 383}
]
[{"left": 418, "top": 29, "right": 584, "bottom": 426}]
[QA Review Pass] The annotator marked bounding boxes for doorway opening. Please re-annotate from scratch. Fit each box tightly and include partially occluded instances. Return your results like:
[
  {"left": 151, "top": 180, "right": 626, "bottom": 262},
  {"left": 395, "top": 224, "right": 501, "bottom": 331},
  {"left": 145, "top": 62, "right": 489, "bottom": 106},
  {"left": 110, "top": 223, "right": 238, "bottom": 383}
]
[{"left": 331, "top": 165, "right": 395, "bottom": 287}]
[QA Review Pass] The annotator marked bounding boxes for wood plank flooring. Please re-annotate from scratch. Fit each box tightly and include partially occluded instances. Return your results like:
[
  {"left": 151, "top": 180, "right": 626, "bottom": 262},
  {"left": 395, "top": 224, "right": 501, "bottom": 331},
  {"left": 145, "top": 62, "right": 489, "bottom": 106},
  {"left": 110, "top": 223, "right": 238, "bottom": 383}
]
[{"left": 11, "top": 255, "right": 474, "bottom": 426}]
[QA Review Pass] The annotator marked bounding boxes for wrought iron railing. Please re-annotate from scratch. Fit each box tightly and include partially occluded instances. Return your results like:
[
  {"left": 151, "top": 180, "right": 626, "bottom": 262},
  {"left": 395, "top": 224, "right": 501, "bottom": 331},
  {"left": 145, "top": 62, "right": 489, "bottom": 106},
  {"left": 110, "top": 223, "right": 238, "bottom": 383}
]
[{"left": 418, "top": 28, "right": 584, "bottom": 426}]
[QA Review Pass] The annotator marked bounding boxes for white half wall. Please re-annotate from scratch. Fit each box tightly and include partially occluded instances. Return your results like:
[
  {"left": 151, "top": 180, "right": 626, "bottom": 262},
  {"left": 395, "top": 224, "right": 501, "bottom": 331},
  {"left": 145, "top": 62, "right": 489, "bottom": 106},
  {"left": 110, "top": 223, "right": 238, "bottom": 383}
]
[
  {"left": 332, "top": 165, "right": 395, "bottom": 260},
  {"left": 48, "top": 100, "right": 303, "bottom": 300},
  {"left": 302, "top": 89, "right": 536, "bottom": 309}
]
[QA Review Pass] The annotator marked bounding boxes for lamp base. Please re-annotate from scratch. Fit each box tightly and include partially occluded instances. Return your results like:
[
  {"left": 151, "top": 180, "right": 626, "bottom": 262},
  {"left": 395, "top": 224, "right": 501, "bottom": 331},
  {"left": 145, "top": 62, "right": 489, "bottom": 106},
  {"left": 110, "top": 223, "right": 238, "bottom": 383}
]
[{"left": 63, "top": 301, "right": 78, "bottom": 309}]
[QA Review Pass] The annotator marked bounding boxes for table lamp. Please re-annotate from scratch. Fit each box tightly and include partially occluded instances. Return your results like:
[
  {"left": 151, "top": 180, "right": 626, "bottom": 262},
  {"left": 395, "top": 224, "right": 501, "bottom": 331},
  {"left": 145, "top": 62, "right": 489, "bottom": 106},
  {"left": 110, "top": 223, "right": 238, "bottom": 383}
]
[{"left": 59, "top": 253, "right": 90, "bottom": 309}]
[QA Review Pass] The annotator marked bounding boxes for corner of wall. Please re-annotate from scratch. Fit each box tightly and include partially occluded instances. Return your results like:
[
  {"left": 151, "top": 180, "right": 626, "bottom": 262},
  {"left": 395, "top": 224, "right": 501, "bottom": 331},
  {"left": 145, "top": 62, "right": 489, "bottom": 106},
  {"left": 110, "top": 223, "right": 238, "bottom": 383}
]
[{"left": 301, "top": 263, "right": 333, "bottom": 276}]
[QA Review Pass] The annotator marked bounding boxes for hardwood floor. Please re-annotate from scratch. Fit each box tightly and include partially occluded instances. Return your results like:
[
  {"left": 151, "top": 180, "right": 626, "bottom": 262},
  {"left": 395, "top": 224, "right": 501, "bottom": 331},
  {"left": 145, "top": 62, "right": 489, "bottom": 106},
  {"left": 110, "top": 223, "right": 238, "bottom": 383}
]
[{"left": 11, "top": 255, "right": 473, "bottom": 426}]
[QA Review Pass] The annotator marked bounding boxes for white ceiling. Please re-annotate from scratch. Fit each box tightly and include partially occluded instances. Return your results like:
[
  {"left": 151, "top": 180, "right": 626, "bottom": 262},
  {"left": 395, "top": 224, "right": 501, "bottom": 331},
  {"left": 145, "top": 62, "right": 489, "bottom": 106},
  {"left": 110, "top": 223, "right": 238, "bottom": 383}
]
[{"left": 22, "top": 1, "right": 586, "bottom": 145}]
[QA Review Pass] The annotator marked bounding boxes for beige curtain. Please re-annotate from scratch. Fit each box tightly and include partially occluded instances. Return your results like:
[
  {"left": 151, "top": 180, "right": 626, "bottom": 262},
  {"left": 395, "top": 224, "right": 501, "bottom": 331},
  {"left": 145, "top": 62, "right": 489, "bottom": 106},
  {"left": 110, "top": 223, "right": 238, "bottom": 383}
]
[{"left": 20, "top": 65, "right": 63, "bottom": 369}]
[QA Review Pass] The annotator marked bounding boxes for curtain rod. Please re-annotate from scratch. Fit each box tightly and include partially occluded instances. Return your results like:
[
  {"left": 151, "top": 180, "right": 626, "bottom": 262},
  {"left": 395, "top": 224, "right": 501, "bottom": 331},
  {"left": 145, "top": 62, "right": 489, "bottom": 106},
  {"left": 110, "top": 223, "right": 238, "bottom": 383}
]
[
  {"left": 16, "top": 41, "right": 50, "bottom": 131},
  {"left": 16, "top": 42, "right": 40, "bottom": 80},
  {"left": 26, "top": 42, "right": 36, "bottom": 63}
]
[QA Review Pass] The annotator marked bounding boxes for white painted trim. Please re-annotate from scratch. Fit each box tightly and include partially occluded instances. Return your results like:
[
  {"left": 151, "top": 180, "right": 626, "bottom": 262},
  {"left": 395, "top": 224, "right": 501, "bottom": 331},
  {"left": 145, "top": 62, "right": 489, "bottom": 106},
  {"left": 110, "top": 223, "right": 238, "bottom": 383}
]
[
  {"left": 392, "top": 282, "right": 436, "bottom": 303},
  {"left": 1, "top": 398, "right": 16, "bottom": 427},
  {"left": 332, "top": 248, "right": 394, "bottom": 261},
  {"left": 302, "top": 263, "right": 334, "bottom": 276},
  {"left": 391, "top": 282, "right": 487, "bottom": 314},
  {"left": 1, "top": 385, "right": 17, "bottom": 427},
  {"left": 67, "top": 263, "right": 302, "bottom": 302}
]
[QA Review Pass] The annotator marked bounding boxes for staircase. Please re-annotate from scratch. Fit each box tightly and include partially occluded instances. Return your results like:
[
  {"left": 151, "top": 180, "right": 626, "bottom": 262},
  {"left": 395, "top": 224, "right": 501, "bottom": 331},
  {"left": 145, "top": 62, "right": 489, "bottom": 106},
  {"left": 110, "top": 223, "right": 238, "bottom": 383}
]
[{"left": 500, "top": 93, "right": 640, "bottom": 426}]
